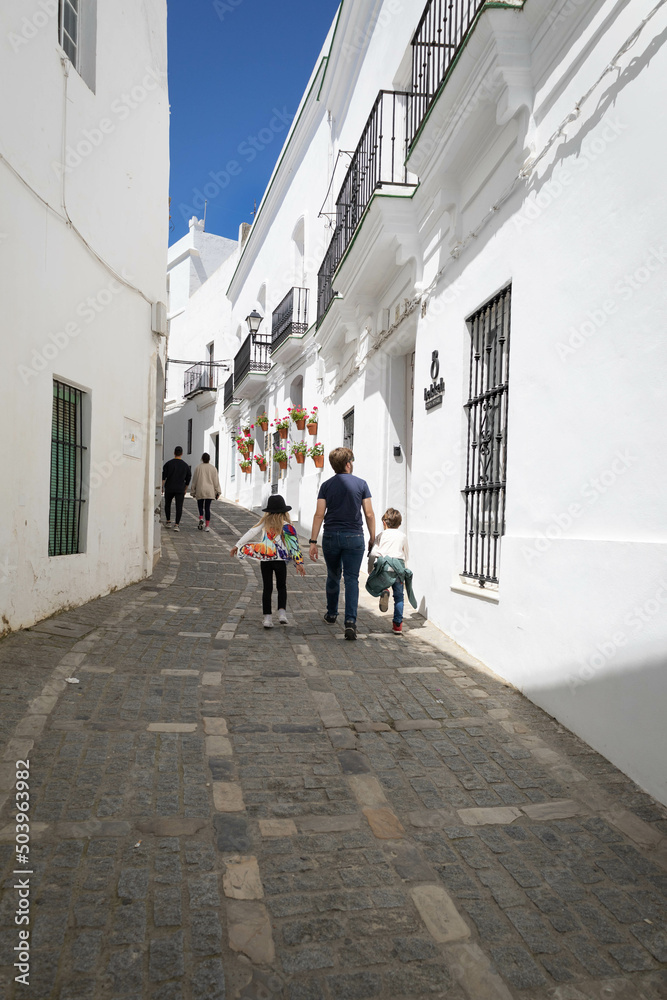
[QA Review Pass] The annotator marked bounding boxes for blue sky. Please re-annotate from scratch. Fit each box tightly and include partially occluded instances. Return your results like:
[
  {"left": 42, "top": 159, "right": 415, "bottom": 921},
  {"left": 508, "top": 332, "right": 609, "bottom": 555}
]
[{"left": 167, "top": 0, "right": 341, "bottom": 243}]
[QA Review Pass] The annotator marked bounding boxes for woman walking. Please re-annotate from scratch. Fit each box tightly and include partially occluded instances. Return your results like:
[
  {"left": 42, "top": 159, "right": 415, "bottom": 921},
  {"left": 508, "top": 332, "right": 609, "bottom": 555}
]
[
  {"left": 229, "top": 495, "right": 305, "bottom": 628},
  {"left": 190, "top": 453, "right": 221, "bottom": 532}
]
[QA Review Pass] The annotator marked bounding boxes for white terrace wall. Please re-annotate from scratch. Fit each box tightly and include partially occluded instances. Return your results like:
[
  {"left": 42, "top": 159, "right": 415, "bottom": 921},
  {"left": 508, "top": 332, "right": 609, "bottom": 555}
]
[{"left": 0, "top": 0, "right": 169, "bottom": 634}]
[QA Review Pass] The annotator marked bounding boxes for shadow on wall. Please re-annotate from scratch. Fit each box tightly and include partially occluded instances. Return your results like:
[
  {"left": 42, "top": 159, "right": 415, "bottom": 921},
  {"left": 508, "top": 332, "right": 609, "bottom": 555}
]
[{"left": 489, "top": 644, "right": 667, "bottom": 809}]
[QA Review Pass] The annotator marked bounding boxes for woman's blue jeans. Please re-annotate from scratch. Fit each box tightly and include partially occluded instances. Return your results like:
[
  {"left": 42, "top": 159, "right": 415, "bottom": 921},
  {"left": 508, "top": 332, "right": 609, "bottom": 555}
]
[{"left": 322, "top": 531, "right": 365, "bottom": 623}]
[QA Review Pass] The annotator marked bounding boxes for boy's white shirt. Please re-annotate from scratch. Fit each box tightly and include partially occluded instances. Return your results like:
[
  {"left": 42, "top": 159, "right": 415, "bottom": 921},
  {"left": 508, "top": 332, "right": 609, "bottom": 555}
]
[{"left": 370, "top": 528, "right": 409, "bottom": 563}]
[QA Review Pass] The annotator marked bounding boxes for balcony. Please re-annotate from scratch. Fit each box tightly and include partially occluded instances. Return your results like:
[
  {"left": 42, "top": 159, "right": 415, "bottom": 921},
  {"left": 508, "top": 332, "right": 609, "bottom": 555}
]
[
  {"left": 184, "top": 363, "right": 221, "bottom": 397},
  {"left": 317, "top": 90, "right": 414, "bottom": 325},
  {"left": 223, "top": 374, "right": 240, "bottom": 412},
  {"left": 270, "top": 287, "right": 309, "bottom": 360},
  {"left": 233, "top": 333, "right": 272, "bottom": 398},
  {"left": 409, "top": 0, "right": 487, "bottom": 146}
]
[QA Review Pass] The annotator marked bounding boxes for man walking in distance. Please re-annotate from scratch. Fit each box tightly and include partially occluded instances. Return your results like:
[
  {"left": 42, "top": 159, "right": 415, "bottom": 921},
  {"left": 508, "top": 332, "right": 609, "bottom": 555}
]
[
  {"left": 162, "top": 446, "right": 191, "bottom": 532},
  {"left": 309, "top": 447, "right": 376, "bottom": 640}
]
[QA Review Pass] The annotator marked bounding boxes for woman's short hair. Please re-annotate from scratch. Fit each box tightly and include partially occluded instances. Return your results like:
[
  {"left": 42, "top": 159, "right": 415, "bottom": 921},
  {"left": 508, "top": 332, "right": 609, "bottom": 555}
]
[
  {"left": 382, "top": 508, "right": 402, "bottom": 528},
  {"left": 329, "top": 447, "right": 354, "bottom": 474},
  {"left": 201, "top": 453, "right": 210, "bottom": 463}
]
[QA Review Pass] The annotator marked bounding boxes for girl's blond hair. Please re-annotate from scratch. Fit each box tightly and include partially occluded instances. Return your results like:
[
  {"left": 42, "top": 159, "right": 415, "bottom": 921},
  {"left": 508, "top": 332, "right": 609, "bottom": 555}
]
[{"left": 256, "top": 511, "right": 291, "bottom": 535}]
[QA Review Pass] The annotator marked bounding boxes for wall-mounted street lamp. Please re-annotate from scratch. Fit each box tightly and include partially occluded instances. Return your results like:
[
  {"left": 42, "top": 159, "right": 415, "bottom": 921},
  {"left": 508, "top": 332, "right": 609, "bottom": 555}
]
[{"left": 246, "top": 309, "right": 263, "bottom": 337}]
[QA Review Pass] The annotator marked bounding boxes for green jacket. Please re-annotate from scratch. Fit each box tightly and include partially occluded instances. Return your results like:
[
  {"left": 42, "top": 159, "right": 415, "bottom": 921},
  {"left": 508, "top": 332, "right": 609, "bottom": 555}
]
[{"left": 366, "top": 556, "right": 417, "bottom": 608}]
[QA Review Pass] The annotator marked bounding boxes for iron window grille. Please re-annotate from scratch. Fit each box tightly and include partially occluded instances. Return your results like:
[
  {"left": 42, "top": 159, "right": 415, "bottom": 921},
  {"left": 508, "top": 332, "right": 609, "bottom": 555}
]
[
  {"left": 59, "top": 0, "right": 79, "bottom": 66},
  {"left": 49, "top": 380, "right": 86, "bottom": 556},
  {"left": 343, "top": 409, "right": 355, "bottom": 451},
  {"left": 410, "top": 0, "right": 487, "bottom": 146},
  {"left": 187, "top": 419, "right": 193, "bottom": 455},
  {"left": 462, "top": 286, "right": 511, "bottom": 588}
]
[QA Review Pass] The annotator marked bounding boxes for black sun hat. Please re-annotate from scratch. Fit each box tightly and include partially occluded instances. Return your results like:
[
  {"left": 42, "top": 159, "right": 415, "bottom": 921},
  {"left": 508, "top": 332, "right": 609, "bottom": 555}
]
[{"left": 262, "top": 494, "right": 292, "bottom": 514}]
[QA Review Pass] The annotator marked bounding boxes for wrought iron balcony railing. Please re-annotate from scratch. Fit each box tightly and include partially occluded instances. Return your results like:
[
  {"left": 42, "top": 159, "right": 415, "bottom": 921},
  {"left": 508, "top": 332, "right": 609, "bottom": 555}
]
[
  {"left": 184, "top": 362, "right": 221, "bottom": 396},
  {"left": 234, "top": 333, "right": 271, "bottom": 387},
  {"left": 223, "top": 374, "right": 235, "bottom": 411},
  {"left": 317, "top": 90, "right": 413, "bottom": 325},
  {"left": 271, "top": 287, "right": 309, "bottom": 353},
  {"left": 410, "top": 0, "right": 486, "bottom": 145}
]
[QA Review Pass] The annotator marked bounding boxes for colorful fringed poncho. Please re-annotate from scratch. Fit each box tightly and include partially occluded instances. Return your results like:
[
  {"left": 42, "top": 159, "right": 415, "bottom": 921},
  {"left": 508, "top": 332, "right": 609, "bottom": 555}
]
[{"left": 236, "top": 523, "right": 304, "bottom": 565}]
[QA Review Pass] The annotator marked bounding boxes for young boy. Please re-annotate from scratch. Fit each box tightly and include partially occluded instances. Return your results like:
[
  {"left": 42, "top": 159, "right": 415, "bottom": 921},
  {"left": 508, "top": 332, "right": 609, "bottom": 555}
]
[{"left": 370, "top": 508, "right": 410, "bottom": 634}]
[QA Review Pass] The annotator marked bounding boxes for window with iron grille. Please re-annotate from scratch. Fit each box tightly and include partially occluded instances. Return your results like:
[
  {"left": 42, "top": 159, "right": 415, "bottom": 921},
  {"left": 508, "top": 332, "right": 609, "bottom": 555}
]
[
  {"left": 343, "top": 409, "right": 354, "bottom": 451},
  {"left": 59, "top": 0, "right": 78, "bottom": 64},
  {"left": 230, "top": 433, "right": 236, "bottom": 480},
  {"left": 462, "top": 286, "right": 511, "bottom": 587},
  {"left": 187, "top": 419, "right": 192, "bottom": 455},
  {"left": 49, "top": 380, "right": 87, "bottom": 556}
]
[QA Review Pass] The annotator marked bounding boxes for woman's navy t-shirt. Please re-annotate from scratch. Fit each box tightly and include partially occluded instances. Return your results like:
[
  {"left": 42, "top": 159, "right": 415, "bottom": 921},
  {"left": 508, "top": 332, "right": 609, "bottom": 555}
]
[{"left": 318, "top": 474, "right": 371, "bottom": 532}]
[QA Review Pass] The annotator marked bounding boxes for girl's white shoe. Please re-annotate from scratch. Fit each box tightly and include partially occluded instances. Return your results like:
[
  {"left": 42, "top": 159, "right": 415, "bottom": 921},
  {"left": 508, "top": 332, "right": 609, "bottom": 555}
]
[
  {"left": 263, "top": 615, "right": 274, "bottom": 629},
  {"left": 278, "top": 610, "right": 288, "bottom": 625}
]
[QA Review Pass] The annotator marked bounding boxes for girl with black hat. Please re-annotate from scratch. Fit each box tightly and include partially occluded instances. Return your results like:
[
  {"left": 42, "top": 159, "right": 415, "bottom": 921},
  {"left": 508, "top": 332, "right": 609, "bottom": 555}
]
[{"left": 229, "top": 495, "right": 305, "bottom": 628}]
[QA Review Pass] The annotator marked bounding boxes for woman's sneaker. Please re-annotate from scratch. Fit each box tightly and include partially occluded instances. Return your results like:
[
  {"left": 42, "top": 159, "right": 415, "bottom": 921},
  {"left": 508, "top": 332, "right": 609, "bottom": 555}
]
[
  {"left": 392, "top": 622, "right": 403, "bottom": 634},
  {"left": 344, "top": 621, "right": 357, "bottom": 641},
  {"left": 278, "top": 610, "right": 288, "bottom": 625},
  {"left": 197, "top": 519, "right": 204, "bottom": 531},
  {"left": 263, "top": 615, "right": 273, "bottom": 629},
  {"left": 379, "top": 590, "right": 390, "bottom": 613}
]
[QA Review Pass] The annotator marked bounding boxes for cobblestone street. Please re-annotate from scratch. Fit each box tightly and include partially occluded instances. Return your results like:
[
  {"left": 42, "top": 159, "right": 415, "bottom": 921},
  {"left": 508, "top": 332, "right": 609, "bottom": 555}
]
[{"left": 0, "top": 499, "right": 666, "bottom": 1000}]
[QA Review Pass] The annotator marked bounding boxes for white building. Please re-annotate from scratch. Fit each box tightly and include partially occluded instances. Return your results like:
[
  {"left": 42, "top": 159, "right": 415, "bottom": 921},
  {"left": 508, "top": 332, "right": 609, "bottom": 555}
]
[
  {"left": 165, "top": 0, "right": 667, "bottom": 806},
  {"left": 0, "top": 0, "right": 169, "bottom": 634},
  {"left": 163, "top": 218, "right": 241, "bottom": 473}
]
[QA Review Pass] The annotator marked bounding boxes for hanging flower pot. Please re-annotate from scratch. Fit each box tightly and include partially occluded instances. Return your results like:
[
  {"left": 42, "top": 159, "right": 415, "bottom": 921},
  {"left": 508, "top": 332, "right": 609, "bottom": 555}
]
[
  {"left": 254, "top": 454, "right": 267, "bottom": 472},
  {"left": 274, "top": 446, "right": 289, "bottom": 471},
  {"left": 289, "top": 404, "right": 308, "bottom": 430},
  {"left": 240, "top": 460, "right": 252, "bottom": 474},
  {"left": 290, "top": 441, "right": 308, "bottom": 465},
  {"left": 274, "top": 417, "right": 290, "bottom": 439},
  {"left": 258, "top": 418, "right": 269, "bottom": 431},
  {"left": 307, "top": 407, "right": 319, "bottom": 435},
  {"left": 309, "top": 443, "right": 325, "bottom": 468}
]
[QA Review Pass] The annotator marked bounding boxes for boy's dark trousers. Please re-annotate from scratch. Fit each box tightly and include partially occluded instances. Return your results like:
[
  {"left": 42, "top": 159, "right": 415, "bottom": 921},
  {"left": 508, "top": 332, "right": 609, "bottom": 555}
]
[{"left": 261, "top": 561, "right": 287, "bottom": 613}]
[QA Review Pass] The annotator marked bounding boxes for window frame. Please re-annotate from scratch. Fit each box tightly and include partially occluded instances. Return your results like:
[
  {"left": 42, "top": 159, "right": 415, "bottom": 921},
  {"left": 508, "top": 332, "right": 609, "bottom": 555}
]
[
  {"left": 343, "top": 408, "right": 354, "bottom": 451},
  {"left": 49, "top": 379, "right": 87, "bottom": 557},
  {"left": 461, "top": 285, "right": 512, "bottom": 589}
]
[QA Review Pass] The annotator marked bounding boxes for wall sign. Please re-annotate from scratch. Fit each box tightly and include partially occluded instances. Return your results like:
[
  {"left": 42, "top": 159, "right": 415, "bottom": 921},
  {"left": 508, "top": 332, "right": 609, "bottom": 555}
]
[{"left": 424, "top": 351, "right": 445, "bottom": 410}]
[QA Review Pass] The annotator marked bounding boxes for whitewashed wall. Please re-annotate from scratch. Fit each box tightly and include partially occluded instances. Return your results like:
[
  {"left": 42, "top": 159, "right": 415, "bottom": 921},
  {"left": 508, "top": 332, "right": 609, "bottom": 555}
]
[{"left": 0, "top": 0, "right": 169, "bottom": 633}]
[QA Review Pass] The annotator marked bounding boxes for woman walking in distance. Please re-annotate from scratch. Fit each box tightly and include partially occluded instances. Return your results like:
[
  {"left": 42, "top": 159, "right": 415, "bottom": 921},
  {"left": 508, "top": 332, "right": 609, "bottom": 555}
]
[{"left": 190, "top": 453, "right": 221, "bottom": 532}]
